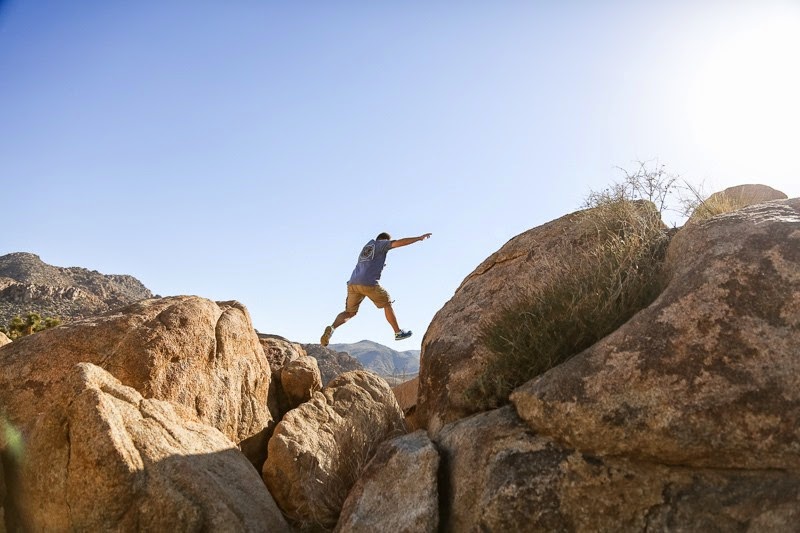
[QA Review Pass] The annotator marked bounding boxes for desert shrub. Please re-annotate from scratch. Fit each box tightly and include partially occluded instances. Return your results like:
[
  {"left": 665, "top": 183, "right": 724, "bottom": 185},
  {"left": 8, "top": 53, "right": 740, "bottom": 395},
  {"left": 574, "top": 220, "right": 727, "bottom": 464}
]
[
  {"left": 467, "top": 162, "right": 679, "bottom": 410},
  {"left": 0, "top": 312, "right": 62, "bottom": 340}
]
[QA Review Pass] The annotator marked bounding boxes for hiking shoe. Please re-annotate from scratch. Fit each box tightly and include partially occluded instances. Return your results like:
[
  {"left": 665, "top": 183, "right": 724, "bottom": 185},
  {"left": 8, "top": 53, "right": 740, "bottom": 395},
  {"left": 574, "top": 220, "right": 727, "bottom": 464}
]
[
  {"left": 320, "top": 325, "right": 334, "bottom": 346},
  {"left": 394, "top": 330, "right": 412, "bottom": 341}
]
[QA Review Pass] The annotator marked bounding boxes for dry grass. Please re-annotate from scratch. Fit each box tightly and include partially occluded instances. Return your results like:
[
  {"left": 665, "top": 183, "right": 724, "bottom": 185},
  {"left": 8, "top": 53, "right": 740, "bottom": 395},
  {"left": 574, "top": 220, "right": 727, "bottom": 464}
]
[
  {"left": 466, "top": 199, "right": 670, "bottom": 410},
  {"left": 687, "top": 191, "right": 753, "bottom": 222}
]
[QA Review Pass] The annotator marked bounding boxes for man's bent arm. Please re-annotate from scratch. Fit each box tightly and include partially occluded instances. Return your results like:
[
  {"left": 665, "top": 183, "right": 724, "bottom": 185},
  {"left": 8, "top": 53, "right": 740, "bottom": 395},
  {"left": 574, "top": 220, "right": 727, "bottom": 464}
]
[{"left": 390, "top": 233, "right": 432, "bottom": 249}]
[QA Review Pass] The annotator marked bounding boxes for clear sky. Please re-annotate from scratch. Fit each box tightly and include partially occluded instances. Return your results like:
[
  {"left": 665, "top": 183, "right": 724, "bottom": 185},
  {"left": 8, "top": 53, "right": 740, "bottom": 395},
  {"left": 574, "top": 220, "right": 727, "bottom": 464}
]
[{"left": 2, "top": 1, "right": 799, "bottom": 350}]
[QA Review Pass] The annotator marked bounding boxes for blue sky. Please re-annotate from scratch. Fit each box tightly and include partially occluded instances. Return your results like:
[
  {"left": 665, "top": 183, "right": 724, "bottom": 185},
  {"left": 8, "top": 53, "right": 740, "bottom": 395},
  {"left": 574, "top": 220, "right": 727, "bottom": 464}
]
[{"left": 2, "top": 1, "right": 799, "bottom": 350}]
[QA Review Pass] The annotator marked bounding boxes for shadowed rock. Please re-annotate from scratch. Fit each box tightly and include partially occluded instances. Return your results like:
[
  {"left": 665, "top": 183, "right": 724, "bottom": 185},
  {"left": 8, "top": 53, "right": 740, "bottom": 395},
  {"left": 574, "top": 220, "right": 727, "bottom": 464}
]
[
  {"left": 8, "top": 363, "right": 289, "bottom": 532},
  {"left": 0, "top": 457, "right": 5, "bottom": 533},
  {"left": 434, "top": 406, "right": 800, "bottom": 531}
]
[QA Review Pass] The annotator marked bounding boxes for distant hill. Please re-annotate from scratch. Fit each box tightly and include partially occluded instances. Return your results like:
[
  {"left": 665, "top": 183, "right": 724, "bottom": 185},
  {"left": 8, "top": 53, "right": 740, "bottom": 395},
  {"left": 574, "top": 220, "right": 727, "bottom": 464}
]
[
  {"left": 0, "top": 252, "right": 153, "bottom": 325},
  {"left": 329, "top": 339, "right": 420, "bottom": 379},
  {"left": 300, "top": 343, "right": 364, "bottom": 385}
]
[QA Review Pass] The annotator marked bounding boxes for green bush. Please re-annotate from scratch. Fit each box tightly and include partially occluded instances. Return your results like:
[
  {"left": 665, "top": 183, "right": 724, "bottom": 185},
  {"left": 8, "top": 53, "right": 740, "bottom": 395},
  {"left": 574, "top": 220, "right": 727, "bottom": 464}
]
[
  {"left": 0, "top": 312, "right": 62, "bottom": 340},
  {"left": 467, "top": 190, "right": 672, "bottom": 410}
]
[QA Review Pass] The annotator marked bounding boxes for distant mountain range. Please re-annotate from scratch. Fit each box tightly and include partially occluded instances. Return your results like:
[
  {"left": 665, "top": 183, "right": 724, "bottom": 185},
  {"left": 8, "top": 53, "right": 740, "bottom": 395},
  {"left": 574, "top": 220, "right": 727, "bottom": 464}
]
[
  {"left": 329, "top": 340, "right": 420, "bottom": 379},
  {"left": 0, "top": 252, "right": 153, "bottom": 325}
]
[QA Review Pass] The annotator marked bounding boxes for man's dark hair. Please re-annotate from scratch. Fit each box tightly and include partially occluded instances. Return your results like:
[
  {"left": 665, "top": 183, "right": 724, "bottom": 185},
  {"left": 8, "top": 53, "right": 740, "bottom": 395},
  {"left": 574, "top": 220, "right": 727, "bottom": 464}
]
[{"left": 376, "top": 232, "right": 391, "bottom": 241}]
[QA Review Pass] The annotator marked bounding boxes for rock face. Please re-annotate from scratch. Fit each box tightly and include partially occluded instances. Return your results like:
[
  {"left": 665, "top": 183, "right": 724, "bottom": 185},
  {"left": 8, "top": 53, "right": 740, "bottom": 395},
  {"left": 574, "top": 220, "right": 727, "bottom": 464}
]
[
  {"left": 281, "top": 356, "right": 323, "bottom": 409},
  {"left": 392, "top": 376, "right": 420, "bottom": 429},
  {"left": 511, "top": 198, "right": 800, "bottom": 469},
  {"left": 392, "top": 376, "right": 418, "bottom": 414},
  {"left": 260, "top": 334, "right": 306, "bottom": 374},
  {"left": 303, "top": 343, "right": 364, "bottom": 385},
  {"left": 259, "top": 334, "right": 308, "bottom": 419},
  {"left": 263, "top": 371, "right": 405, "bottom": 530},
  {"left": 336, "top": 430, "right": 439, "bottom": 533},
  {"left": 9, "top": 363, "right": 288, "bottom": 532},
  {"left": 0, "top": 252, "right": 153, "bottom": 325},
  {"left": 434, "top": 406, "right": 800, "bottom": 531},
  {"left": 0, "top": 296, "right": 273, "bottom": 467},
  {"left": 688, "top": 184, "right": 788, "bottom": 223},
  {"left": 706, "top": 183, "right": 787, "bottom": 205},
  {"left": 416, "top": 203, "right": 662, "bottom": 433}
]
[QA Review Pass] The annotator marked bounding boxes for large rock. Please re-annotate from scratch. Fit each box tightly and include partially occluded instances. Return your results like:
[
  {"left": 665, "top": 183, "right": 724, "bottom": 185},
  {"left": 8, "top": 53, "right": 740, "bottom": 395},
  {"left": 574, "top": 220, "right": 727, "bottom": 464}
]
[
  {"left": 416, "top": 202, "right": 662, "bottom": 433},
  {"left": 263, "top": 370, "right": 405, "bottom": 530},
  {"left": 10, "top": 363, "right": 289, "bottom": 532},
  {"left": 335, "top": 430, "right": 439, "bottom": 533},
  {"left": 688, "top": 184, "right": 787, "bottom": 222},
  {"left": 706, "top": 183, "right": 787, "bottom": 204},
  {"left": 280, "top": 356, "right": 323, "bottom": 409},
  {"left": 0, "top": 296, "right": 273, "bottom": 466},
  {"left": 259, "top": 334, "right": 305, "bottom": 375},
  {"left": 512, "top": 198, "right": 800, "bottom": 469},
  {"left": 435, "top": 406, "right": 800, "bottom": 531},
  {"left": 259, "top": 334, "right": 308, "bottom": 419},
  {"left": 392, "top": 376, "right": 420, "bottom": 429},
  {"left": 258, "top": 337, "right": 323, "bottom": 416}
]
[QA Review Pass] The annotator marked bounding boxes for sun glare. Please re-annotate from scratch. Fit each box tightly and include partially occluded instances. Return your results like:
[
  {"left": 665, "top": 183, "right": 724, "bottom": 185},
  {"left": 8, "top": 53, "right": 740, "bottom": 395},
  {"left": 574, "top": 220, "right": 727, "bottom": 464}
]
[{"left": 688, "top": 9, "right": 800, "bottom": 180}]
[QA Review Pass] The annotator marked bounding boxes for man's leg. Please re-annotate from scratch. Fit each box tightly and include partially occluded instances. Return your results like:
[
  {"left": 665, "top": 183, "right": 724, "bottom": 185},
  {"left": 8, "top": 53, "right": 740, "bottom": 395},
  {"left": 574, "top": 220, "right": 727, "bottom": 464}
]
[
  {"left": 321, "top": 311, "right": 355, "bottom": 346},
  {"left": 322, "top": 287, "right": 363, "bottom": 346},
  {"left": 333, "top": 311, "right": 356, "bottom": 329},
  {"left": 383, "top": 304, "right": 400, "bottom": 334},
  {"left": 384, "top": 304, "right": 412, "bottom": 340}
]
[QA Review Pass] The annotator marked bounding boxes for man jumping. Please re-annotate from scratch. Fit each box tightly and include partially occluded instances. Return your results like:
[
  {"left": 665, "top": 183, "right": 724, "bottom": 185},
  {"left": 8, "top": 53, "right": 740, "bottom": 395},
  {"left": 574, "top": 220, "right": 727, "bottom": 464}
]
[{"left": 320, "top": 232, "right": 432, "bottom": 346}]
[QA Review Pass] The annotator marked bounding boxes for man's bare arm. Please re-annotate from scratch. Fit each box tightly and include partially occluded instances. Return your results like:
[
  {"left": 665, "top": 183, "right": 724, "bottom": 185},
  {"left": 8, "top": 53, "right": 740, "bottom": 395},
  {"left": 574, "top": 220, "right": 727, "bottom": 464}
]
[{"left": 390, "top": 233, "right": 432, "bottom": 249}]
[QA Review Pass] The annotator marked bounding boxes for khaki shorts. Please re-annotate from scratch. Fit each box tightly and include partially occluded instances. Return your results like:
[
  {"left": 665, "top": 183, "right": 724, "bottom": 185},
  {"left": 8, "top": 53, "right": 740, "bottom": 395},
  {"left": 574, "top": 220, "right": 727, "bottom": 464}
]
[{"left": 346, "top": 284, "right": 392, "bottom": 313}]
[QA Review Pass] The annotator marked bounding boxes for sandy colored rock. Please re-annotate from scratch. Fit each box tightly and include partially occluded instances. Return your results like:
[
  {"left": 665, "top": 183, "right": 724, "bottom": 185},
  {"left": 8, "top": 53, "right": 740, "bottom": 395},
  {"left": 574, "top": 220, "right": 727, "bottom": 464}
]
[
  {"left": 0, "top": 331, "right": 10, "bottom": 347},
  {"left": 259, "top": 334, "right": 306, "bottom": 374},
  {"left": 512, "top": 198, "right": 800, "bottom": 469},
  {"left": 263, "top": 370, "right": 405, "bottom": 530},
  {"left": 707, "top": 183, "right": 787, "bottom": 204},
  {"left": 0, "top": 296, "right": 272, "bottom": 466},
  {"left": 335, "top": 430, "right": 439, "bottom": 533},
  {"left": 416, "top": 202, "right": 662, "bottom": 433},
  {"left": 688, "top": 183, "right": 787, "bottom": 222},
  {"left": 302, "top": 343, "right": 365, "bottom": 385},
  {"left": 392, "top": 376, "right": 420, "bottom": 430},
  {"left": 280, "top": 355, "right": 323, "bottom": 409},
  {"left": 435, "top": 406, "right": 800, "bottom": 531},
  {"left": 10, "top": 363, "right": 289, "bottom": 532}
]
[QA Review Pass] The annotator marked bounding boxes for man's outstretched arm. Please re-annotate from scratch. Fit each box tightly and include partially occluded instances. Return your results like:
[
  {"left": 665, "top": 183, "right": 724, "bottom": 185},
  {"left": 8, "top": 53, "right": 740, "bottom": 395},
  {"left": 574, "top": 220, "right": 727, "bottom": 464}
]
[{"left": 390, "top": 233, "right": 432, "bottom": 249}]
